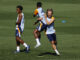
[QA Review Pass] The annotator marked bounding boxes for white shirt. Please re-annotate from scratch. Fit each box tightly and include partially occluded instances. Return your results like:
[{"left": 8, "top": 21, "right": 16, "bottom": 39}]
[
  {"left": 34, "top": 7, "right": 46, "bottom": 24},
  {"left": 46, "top": 17, "right": 56, "bottom": 34},
  {"left": 16, "top": 13, "right": 24, "bottom": 31}
]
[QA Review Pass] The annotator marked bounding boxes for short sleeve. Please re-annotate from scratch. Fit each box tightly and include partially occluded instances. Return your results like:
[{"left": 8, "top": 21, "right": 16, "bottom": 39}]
[{"left": 34, "top": 9, "right": 38, "bottom": 15}]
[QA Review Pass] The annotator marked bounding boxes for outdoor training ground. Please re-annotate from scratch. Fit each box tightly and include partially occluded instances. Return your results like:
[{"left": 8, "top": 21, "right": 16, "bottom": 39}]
[{"left": 0, "top": 0, "right": 80, "bottom": 60}]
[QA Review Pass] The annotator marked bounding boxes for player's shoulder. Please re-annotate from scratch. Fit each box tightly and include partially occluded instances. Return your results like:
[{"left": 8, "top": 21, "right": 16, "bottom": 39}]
[
  {"left": 34, "top": 8, "right": 38, "bottom": 11},
  {"left": 20, "top": 13, "right": 24, "bottom": 16},
  {"left": 39, "top": 7, "right": 43, "bottom": 10},
  {"left": 18, "top": 13, "right": 23, "bottom": 17},
  {"left": 34, "top": 8, "right": 38, "bottom": 12},
  {"left": 34, "top": 7, "right": 43, "bottom": 12},
  {"left": 21, "top": 13, "right": 24, "bottom": 16},
  {"left": 21, "top": 12, "right": 24, "bottom": 14},
  {"left": 51, "top": 16, "right": 55, "bottom": 19}
]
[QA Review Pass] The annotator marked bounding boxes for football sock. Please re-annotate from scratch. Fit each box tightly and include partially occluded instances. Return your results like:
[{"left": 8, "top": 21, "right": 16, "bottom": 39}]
[
  {"left": 23, "top": 43, "right": 28, "bottom": 47},
  {"left": 54, "top": 49, "right": 60, "bottom": 55},
  {"left": 36, "top": 38, "right": 40, "bottom": 45},
  {"left": 17, "top": 46, "right": 20, "bottom": 52}
]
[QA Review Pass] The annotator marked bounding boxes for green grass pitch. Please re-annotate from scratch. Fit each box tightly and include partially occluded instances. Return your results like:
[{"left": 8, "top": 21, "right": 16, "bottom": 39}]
[{"left": 0, "top": 0, "right": 80, "bottom": 60}]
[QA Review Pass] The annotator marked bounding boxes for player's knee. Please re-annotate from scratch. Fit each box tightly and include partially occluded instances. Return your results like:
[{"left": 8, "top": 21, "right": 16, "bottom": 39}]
[
  {"left": 16, "top": 36, "right": 20, "bottom": 41},
  {"left": 33, "top": 30, "right": 36, "bottom": 34},
  {"left": 16, "top": 41, "right": 20, "bottom": 45},
  {"left": 33, "top": 29, "right": 37, "bottom": 34},
  {"left": 51, "top": 41, "right": 55, "bottom": 44},
  {"left": 54, "top": 41, "right": 57, "bottom": 45}
]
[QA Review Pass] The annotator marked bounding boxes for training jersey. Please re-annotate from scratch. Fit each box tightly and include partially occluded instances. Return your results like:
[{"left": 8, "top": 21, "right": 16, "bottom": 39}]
[
  {"left": 34, "top": 7, "right": 46, "bottom": 24},
  {"left": 16, "top": 13, "right": 24, "bottom": 31},
  {"left": 46, "top": 17, "right": 56, "bottom": 34}
]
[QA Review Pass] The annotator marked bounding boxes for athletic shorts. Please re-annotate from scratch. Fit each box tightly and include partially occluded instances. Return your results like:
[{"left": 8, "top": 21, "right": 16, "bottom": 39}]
[
  {"left": 16, "top": 25, "right": 23, "bottom": 37},
  {"left": 36, "top": 22, "right": 47, "bottom": 32},
  {"left": 47, "top": 33, "right": 56, "bottom": 41}
]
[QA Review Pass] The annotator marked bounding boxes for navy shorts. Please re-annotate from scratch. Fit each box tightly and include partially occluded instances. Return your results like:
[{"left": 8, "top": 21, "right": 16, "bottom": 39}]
[
  {"left": 47, "top": 33, "right": 56, "bottom": 41},
  {"left": 36, "top": 22, "right": 47, "bottom": 32},
  {"left": 16, "top": 25, "right": 23, "bottom": 37}
]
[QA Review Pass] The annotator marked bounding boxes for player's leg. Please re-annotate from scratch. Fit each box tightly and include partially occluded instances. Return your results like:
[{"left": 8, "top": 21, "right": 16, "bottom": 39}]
[
  {"left": 15, "top": 29, "right": 30, "bottom": 53},
  {"left": 15, "top": 30, "right": 21, "bottom": 53},
  {"left": 50, "top": 41, "right": 60, "bottom": 55},
  {"left": 33, "top": 29, "right": 41, "bottom": 48},
  {"left": 54, "top": 34, "right": 57, "bottom": 46},
  {"left": 47, "top": 34, "right": 60, "bottom": 55},
  {"left": 16, "top": 40, "right": 20, "bottom": 52},
  {"left": 16, "top": 36, "right": 30, "bottom": 53},
  {"left": 34, "top": 23, "right": 47, "bottom": 48},
  {"left": 54, "top": 40, "right": 57, "bottom": 46},
  {"left": 38, "top": 32, "right": 41, "bottom": 40},
  {"left": 16, "top": 36, "right": 24, "bottom": 44}
]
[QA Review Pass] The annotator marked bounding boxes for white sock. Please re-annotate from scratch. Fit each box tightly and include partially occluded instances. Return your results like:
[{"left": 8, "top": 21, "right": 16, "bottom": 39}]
[
  {"left": 17, "top": 46, "right": 20, "bottom": 52},
  {"left": 23, "top": 43, "right": 28, "bottom": 47},
  {"left": 36, "top": 38, "right": 40, "bottom": 45},
  {"left": 54, "top": 49, "right": 60, "bottom": 55}
]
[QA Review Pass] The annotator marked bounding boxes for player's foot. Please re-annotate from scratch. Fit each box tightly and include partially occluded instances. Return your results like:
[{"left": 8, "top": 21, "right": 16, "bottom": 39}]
[
  {"left": 34, "top": 44, "right": 41, "bottom": 48},
  {"left": 14, "top": 50, "right": 20, "bottom": 54},
  {"left": 56, "top": 52, "right": 60, "bottom": 56},
  {"left": 54, "top": 49, "right": 60, "bottom": 56},
  {"left": 25, "top": 45, "right": 30, "bottom": 53}
]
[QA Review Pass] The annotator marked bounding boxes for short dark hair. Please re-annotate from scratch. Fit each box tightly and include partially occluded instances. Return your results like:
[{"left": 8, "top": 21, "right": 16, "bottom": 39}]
[
  {"left": 46, "top": 8, "right": 53, "bottom": 16},
  {"left": 17, "top": 5, "right": 23, "bottom": 10},
  {"left": 37, "top": 2, "right": 42, "bottom": 7}
]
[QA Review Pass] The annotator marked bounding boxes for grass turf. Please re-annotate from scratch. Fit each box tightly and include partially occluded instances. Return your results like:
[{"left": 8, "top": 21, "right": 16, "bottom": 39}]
[{"left": 0, "top": 0, "right": 80, "bottom": 60}]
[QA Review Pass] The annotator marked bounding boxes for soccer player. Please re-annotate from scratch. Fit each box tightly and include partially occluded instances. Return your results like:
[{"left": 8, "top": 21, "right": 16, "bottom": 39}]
[
  {"left": 45, "top": 9, "right": 60, "bottom": 55},
  {"left": 15, "top": 5, "right": 30, "bottom": 53},
  {"left": 33, "top": 2, "right": 47, "bottom": 48}
]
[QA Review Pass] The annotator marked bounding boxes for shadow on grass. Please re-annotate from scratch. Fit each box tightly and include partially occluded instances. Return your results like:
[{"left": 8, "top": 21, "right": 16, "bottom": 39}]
[
  {"left": 38, "top": 52, "right": 58, "bottom": 56},
  {"left": 20, "top": 49, "right": 27, "bottom": 52}
]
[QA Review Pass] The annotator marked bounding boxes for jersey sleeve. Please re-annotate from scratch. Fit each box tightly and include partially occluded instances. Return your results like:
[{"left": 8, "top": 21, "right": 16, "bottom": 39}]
[{"left": 34, "top": 9, "right": 38, "bottom": 16}]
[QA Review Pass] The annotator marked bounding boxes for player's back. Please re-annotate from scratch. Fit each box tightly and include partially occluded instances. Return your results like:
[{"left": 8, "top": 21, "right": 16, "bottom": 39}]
[
  {"left": 34, "top": 7, "right": 44, "bottom": 17},
  {"left": 37, "top": 7, "right": 44, "bottom": 17},
  {"left": 34, "top": 7, "right": 46, "bottom": 24}
]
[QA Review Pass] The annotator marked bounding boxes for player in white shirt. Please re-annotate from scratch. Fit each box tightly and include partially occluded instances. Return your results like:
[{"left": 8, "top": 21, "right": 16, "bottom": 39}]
[
  {"left": 45, "top": 9, "right": 60, "bottom": 55},
  {"left": 33, "top": 2, "right": 47, "bottom": 48},
  {"left": 15, "top": 5, "right": 30, "bottom": 53}
]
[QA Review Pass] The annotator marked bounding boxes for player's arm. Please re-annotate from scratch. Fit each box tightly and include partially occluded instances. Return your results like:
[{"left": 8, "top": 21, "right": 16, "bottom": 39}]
[
  {"left": 37, "top": 17, "right": 43, "bottom": 21},
  {"left": 45, "top": 14, "right": 55, "bottom": 25},
  {"left": 16, "top": 14, "right": 22, "bottom": 25},
  {"left": 33, "top": 17, "right": 43, "bottom": 25},
  {"left": 33, "top": 9, "right": 39, "bottom": 25},
  {"left": 46, "top": 17, "right": 55, "bottom": 25},
  {"left": 33, "top": 20, "right": 39, "bottom": 25}
]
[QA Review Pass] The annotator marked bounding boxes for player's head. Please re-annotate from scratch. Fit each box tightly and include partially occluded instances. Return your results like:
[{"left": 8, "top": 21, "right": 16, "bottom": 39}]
[
  {"left": 46, "top": 8, "right": 53, "bottom": 18},
  {"left": 16, "top": 5, "right": 23, "bottom": 14},
  {"left": 37, "top": 2, "right": 42, "bottom": 8}
]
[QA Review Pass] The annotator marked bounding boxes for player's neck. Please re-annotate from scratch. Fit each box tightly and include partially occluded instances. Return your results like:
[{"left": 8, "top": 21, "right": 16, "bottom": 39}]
[
  {"left": 48, "top": 16, "right": 52, "bottom": 19},
  {"left": 37, "top": 7, "right": 41, "bottom": 9},
  {"left": 18, "top": 12, "right": 22, "bottom": 14}
]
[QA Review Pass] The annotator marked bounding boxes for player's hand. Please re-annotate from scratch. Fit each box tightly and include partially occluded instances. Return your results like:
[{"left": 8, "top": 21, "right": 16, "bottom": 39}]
[
  {"left": 37, "top": 17, "right": 43, "bottom": 21},
  {"left": 16, "top": 22, "right": 20, "bottom": 25},
  {"left": 33, "top": 15, "right": 36, "bottom": 17},
  {"left": 33, "top": 20, "right": 39, "bottom": 25},
  {"left": 44, "top": 14, "right": 47, "bottom": 18},
  {"left": 33, "top": 22, "right": 36, "bottom": 25}
]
